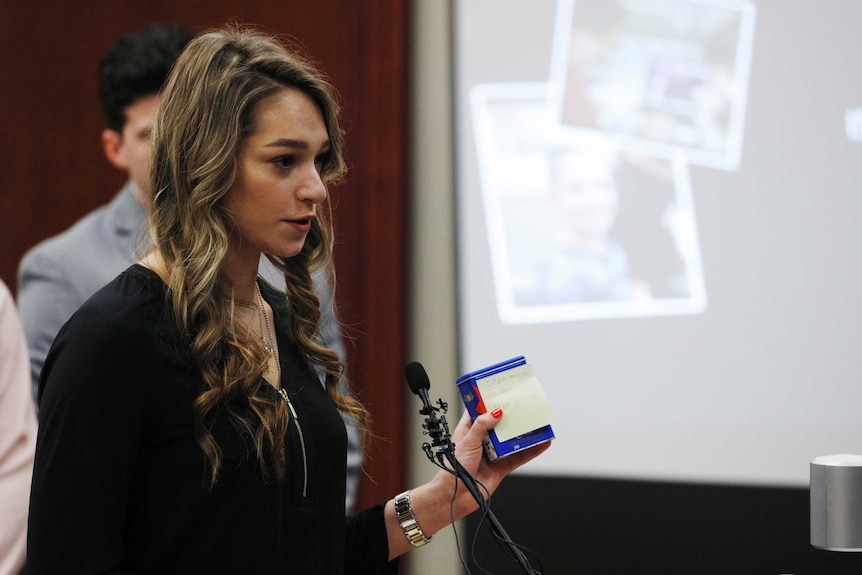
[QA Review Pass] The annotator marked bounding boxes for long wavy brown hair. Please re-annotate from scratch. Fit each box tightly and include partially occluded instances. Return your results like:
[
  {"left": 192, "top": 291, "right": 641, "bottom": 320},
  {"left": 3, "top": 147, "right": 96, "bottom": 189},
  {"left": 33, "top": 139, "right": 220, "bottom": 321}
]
[{"left": 148, "top": 26, "right": 368, "bottom": 485}]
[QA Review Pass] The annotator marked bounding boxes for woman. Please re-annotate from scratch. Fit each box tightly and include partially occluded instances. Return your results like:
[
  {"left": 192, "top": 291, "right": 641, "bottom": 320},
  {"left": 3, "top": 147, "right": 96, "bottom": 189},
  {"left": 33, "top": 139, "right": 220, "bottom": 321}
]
[{"left": 27, "top": 27, "right": 548, "bottom": 573}]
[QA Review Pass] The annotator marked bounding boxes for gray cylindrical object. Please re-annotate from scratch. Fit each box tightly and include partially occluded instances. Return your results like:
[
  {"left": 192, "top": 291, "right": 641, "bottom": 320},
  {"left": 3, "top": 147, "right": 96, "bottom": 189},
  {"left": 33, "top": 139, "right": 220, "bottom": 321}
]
[{"left": 811, "top": 454, "right": 862, "bottom": 552}]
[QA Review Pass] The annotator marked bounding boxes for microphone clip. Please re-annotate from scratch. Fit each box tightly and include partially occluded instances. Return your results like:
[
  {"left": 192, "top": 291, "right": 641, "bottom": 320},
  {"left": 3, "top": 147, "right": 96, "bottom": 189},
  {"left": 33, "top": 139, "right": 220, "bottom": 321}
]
[
  {"left": 419, "top": 396, "right": 447, "bottom": 416},
  {"left": 421, "top": 397, "right": 455, "bottom": 466}
]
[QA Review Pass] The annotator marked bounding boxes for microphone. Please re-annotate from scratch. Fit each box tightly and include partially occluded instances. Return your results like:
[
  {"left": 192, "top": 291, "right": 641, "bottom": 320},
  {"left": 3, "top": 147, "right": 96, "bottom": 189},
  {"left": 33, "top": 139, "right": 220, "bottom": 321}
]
[
  {"left": 404, "top": 361, "right": 541, "bottom": 574},
  {"left": 404, "top": 361, "right": 430, "bottom": 392},
  {"left": 404, "top": 361, "right": 431, "bottom": 402}
]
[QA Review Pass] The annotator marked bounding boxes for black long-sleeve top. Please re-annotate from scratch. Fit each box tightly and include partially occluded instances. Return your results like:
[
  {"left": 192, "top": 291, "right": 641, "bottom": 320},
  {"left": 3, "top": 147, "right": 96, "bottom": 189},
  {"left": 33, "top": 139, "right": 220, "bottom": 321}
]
[{"left": 27, "top": 264, "right": 397, "bottom": 574}]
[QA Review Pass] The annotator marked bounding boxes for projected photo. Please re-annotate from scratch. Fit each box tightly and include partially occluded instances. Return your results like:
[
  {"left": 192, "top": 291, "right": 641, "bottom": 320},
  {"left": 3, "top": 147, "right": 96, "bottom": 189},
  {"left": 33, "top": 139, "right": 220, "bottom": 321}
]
[
  {"left": 471, "top": 83, "right": 706, "bottom": 324},
  {"left": 551, "top": 0, "right": 756, "bottom": 170}
]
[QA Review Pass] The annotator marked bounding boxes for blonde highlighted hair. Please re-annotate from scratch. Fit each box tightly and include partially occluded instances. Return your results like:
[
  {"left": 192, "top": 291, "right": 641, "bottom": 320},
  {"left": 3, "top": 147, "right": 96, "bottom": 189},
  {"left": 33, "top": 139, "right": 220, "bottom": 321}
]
[{"left": 148, "top": 25, "right": 367, "bottom": 484}]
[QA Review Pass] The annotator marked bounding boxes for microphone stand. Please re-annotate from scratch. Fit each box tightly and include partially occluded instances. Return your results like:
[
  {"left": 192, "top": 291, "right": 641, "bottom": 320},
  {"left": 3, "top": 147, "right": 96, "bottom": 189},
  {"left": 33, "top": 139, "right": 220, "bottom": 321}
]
[{"left": 415, "top": 387, "right": 536, "bottom": 575}]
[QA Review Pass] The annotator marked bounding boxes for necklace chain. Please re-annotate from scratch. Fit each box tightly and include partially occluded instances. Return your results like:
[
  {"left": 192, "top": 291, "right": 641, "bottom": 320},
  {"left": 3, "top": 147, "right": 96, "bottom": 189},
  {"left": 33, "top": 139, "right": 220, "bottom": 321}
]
[{"left": 255, "top": 281, "right": 281, "bottom": 378}]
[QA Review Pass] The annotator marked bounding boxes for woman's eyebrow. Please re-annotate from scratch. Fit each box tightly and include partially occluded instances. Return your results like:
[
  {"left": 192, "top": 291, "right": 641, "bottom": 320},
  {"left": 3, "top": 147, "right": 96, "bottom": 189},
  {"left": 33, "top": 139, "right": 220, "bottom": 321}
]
[{"left": 264, "top": 138, "right": 331, "bottom": 150}]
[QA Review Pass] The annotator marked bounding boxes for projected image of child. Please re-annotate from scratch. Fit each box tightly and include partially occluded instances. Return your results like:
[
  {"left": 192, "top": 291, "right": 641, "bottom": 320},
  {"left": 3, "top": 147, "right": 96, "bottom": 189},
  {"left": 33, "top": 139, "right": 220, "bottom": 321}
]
[
  {"left": 513, "top": 147, "right": 650, "bottom": 306},
  {"left": 469, "top": 84, "right": 707, "bottom": 324}
]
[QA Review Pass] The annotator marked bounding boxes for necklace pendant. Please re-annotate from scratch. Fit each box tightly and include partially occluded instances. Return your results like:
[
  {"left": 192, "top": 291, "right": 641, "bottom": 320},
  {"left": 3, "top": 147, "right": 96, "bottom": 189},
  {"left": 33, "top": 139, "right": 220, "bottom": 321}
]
[{"left": 263, "top": 336, "right": 273, "bottom": 355}]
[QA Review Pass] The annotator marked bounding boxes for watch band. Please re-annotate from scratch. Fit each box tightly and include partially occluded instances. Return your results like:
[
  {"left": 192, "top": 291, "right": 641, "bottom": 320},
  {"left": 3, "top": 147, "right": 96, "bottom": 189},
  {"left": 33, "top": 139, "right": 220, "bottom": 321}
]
[{"left": 394, "top": 490, "right": 431, "bottom": 547}]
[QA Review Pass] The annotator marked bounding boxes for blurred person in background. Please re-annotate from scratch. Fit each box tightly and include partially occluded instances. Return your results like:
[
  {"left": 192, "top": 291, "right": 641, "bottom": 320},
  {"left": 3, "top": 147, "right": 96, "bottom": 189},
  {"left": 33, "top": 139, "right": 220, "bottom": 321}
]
[{"left": 0, "top": 278, "right": 37, "bottom": 575}]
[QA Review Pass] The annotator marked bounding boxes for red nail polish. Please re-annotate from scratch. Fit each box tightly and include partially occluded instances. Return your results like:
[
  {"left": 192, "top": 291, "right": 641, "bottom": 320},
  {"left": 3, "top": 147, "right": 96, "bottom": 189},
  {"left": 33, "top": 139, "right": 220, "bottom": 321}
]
[{"left": 491, "top": 408, "right": 503, "bottom": 419}]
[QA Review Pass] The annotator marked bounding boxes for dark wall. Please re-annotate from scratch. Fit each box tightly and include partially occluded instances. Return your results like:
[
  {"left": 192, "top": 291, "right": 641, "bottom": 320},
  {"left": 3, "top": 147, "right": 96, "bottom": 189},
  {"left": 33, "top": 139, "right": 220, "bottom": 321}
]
[
  {"left": 0, "top": 1, "right": 410, "bottom": 511},
  {"left": 465, "top": 476, "right": 862, "bottom": 574}
]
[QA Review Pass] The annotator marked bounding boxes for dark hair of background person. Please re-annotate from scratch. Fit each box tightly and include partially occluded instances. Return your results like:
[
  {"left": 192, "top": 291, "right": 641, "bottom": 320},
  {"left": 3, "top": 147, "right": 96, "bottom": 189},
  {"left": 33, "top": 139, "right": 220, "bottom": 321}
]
[{"left": 99, "top": 24, "right": 195, "bottom": 132}]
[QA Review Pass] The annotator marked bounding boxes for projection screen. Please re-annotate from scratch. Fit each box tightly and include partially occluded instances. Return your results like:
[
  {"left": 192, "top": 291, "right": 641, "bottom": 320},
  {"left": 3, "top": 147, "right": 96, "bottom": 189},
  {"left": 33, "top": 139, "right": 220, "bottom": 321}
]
[{"left": 455, "top": 0, "right": 862, "bottom": 485}]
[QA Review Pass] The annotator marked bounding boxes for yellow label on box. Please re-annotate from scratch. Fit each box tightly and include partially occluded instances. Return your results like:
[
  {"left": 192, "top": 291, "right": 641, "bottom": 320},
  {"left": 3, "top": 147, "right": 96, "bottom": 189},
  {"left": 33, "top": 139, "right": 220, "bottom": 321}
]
[{"left": 475, "top": 364, "right": 555, "bottom": 442}]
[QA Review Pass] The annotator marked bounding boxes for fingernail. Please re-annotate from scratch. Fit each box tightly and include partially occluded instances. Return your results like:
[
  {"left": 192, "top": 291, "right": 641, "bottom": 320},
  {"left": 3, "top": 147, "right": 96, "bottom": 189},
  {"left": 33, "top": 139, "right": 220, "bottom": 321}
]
[{"left": 491, "top": 408, "right": 503, "bottom": 419}]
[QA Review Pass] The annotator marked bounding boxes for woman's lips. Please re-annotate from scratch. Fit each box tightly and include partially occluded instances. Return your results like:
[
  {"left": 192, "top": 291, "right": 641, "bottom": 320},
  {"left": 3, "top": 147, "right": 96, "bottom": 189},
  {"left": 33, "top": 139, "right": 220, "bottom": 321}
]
[{"left": 285, "top": 217, "right": 312, "bottom": 232}]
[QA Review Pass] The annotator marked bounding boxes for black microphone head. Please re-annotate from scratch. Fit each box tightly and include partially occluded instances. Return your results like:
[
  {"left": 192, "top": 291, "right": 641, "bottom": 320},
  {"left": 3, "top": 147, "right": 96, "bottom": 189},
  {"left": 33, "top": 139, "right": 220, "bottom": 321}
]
[{"left": 404, "top": 361, "right": 431, "bottom": 395}]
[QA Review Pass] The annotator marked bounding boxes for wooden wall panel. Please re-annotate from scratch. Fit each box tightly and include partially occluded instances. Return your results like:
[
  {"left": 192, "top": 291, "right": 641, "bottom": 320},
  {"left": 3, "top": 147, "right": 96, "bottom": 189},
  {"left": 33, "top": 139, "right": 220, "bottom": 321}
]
[{"left": 0, "top": 0, "right": 408, "bottom": 511}]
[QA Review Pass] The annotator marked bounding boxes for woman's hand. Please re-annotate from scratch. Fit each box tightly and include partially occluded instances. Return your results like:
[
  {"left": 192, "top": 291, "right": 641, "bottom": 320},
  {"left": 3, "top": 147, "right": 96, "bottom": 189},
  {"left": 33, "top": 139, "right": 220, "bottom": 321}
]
[
  {"left": 385, "top": 407, "right": 551, "bottom": 559},
  {"left": 435, "top": 409, "right": 551, "bottom": 514}
]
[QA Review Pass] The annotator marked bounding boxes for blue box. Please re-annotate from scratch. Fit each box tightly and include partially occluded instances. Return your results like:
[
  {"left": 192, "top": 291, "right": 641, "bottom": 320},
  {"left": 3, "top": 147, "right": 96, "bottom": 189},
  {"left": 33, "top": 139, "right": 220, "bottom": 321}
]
[{"left": 456, "top": 356, "right": 555, "bottom": 461}]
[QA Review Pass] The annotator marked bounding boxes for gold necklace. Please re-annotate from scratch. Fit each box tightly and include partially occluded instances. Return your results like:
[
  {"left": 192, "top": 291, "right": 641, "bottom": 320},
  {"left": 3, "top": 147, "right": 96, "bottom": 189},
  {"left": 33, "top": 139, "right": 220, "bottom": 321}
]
[{"left": 255, "top": 281, "right": 281, "bottom": 378}]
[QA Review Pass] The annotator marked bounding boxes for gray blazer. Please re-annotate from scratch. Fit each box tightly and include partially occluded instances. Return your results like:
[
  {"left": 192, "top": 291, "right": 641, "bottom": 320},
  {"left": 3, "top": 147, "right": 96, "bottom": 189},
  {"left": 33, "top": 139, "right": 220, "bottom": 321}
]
[
  {"left": 17, "top": 182, "right": 363, "bottom": 510},
  {"left": 18, "top": 183, "right": 147, "bottom": 392}
]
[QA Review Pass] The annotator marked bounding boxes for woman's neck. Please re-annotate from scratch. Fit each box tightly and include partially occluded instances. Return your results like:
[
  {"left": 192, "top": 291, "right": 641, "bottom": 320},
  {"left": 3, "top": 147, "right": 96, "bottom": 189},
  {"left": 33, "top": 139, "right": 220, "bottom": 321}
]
[
  {"left": 140, "top": 249, "right": 262, "bottom": 303},
  {"left": 139, "top": 251, "right": 169, "bottom": 283},
  {"left": 220, "top": 247, "right": 262, "bottom": 303}
]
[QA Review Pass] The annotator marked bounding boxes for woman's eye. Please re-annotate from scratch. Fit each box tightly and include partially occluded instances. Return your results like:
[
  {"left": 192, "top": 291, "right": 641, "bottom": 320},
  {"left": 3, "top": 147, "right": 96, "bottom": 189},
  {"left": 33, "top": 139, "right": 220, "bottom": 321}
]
[
  {"left": 274, "top": 155, "right": 296, "bottom": 170},
  {"left": 314, "top": 153, "right": 328, "bottom": 170}
]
